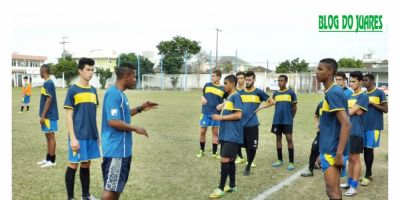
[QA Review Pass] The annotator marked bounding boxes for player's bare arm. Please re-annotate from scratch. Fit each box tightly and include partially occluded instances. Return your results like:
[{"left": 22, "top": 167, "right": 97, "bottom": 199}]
[
  {"left": 335, "top": 110, "right": 351, "bottom": 167},
  {"left": 66, "top": 109, "right": 79, "bottom": 152},
  {"left": 370, "top": 101, "right": 388, "bottom": 113},
  {"left": 40, "top": 96, "right": 52, "bottom": 125},
  {"left": 212, "top": 111, "right": 242, "bottom": 121},
  {"left": 108, "top": 120, "right": 148, "bottom": 137}
]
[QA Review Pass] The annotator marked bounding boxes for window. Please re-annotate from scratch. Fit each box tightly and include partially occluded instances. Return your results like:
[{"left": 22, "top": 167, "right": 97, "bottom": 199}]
[{"left": 12, "top": 60, "right": 16, "bottom": 67}]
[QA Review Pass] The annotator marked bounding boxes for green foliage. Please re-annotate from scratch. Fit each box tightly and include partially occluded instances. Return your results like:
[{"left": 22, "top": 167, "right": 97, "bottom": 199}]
[
  {"left": 220, "top": 60, "right": 233, "bottom": 73},
  {"left": 116, "top": 53, "right": 155, "bottom": 75},
  {"left": 95, "top": 67, "right": 112, "bottom": 89},
  {"left": 338, "top": 57, "right": 363, "bottom": 68},
  {"left": 276, "top": 58, "right": 309, "bottom": 73},
  {"left": 50, "top": 56, "right": 77, "bottom": 87}
]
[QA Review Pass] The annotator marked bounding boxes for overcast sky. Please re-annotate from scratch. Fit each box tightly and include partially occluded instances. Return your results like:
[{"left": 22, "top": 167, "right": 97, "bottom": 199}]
[{"left": 10, "top": 0, "right": 388, "bottom": 69}]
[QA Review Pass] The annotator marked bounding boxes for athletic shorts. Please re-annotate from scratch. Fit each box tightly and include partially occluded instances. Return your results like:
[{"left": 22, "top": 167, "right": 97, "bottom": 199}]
[
  {"left": 349, "top": 135, "right": 364, "bottom": 154},
  {"left": 22, "top": 95, "right": 30, "bottom": 105},
  {"left": 243, "top": 126, "right": 259, "bottom": 150},
  {"left": 220, "top": 141, "right": 239, "bottom": 158},
  {"left": 41, "top": 119, "right": 58, "bottom": 133},
  {"left": 102, "top": 156, "right": 132, "bottom": 193},
  {"left": 320, "top": 153, "right": 349, "bottom": 177},
  {"left": 68, "top": 138, "right": 101, "bottom": 163},
  {"left": 199, "top": 113, "right": 220, "bottom": 127},
  {"left": 271, "top": 124, "right": 293, "bottom": 135},
  {"left": 364, "top": 130, "right": 381, "bottom": 148}
]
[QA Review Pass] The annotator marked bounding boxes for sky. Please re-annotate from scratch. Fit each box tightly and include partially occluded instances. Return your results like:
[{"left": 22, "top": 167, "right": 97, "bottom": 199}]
[{"left": 10, "top": 0, "right": 388, "bottom": 69}]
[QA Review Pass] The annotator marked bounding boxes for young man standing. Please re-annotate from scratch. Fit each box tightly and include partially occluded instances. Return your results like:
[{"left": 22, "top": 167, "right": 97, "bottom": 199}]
[
  {"left": 37, "top": 64, "right": 59, "bottom": 168},
  {"left": 198, "top": 70, "right": 226, "bottom": 158},
  {"left": 101, "top": 62, "right": 158, "bottom": 200},
  {"left": 340, "top": 71, "right": 369, "bottom": 196},
  {"left": 235, "top": 71, "right": 245, "bottom": 164},
  {"left": 360, "top": 74, "right": 388, "bottom": 186},
  {"left": 270, "top": 75, "right": 297, "bottom": 170},
  {"left": 20, "top": 76, "right": 31, "bottom": 113},
  {"left": 316, "top": 58, "right": 351, "bottom": 200},
  {"left": 64, "top": 58, "right": 101, "bottom": 200},
  {"left": 335, "top": 71, "right": 353, "bottom": 99},
  {"left": 209, "top": 75, "right": 243, "bottom": 198}
]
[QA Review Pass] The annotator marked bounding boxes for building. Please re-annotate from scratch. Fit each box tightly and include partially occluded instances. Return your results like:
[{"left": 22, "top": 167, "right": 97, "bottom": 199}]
[
  {"left": 71, "top": 49, "right": 118, "bottom": 72},
  {"left": 11, "top": 53, "right": 47, "bottom": 87}
]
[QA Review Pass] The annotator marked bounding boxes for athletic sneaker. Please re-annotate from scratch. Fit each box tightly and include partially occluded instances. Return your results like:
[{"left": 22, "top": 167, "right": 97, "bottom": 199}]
[
  {"left": 223, "top": 186, "right": 238, "bottom": 193},
  {"left": 360, "top": 177, "right": 370, "bottom": 186},
  {"left": 287, "top": 163, "right": 295, "bottom": 170},
  {"left": 246, "top": 162, "right": 257, "bottom": 167},
  {"left": 340, "top": 183, "right": 350, "bottom": 189},
  {"left": 235, "top": 157, "right": 245, "bottom": 164},
  {"left": 344, "top": 187, "right": 358, "bottom": 196},
  {"left": 243, "top": 167, "right": 250, "bottom": 176},
  {"left": 41, "top": 161, "right": 56, "bottom": 168},
  {"left": 301, "top": 170, "right": 313, "bottom": 177},
  {"left": 81, "top": 195, "right": 99, "bottom": 200},
  {"left": 212, "top": 153, "right": 221, "bottom": 159},
  {"left": 209, "top": 188, "right": 225, "bottom": 198},
  {"left": 196, "top": 150, "right": 204, "bottom": 158},
  {"left": 37, "top": 159, "right": 48, "bottom": 165},
  {"left": 272, "top": 160, "right": 283, "bottom": 167}
]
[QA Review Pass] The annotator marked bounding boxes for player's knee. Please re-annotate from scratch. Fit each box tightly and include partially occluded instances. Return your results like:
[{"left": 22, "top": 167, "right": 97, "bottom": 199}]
[{"left": 68, "top": 163, "right": 78, "bottom": 169}]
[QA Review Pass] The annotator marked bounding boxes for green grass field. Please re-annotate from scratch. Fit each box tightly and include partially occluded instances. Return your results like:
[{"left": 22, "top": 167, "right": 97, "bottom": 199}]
[{"left": 12, "top": 87, "right": 388, "bottom": 200}]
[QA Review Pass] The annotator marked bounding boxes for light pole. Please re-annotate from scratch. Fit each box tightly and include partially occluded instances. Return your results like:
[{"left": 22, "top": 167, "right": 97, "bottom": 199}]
[
  {"left": 60, "top": 36, "right": 69, "bottom": 60},
  {"left": 215, "top": 28, "right": 222, "bottom": 70}
]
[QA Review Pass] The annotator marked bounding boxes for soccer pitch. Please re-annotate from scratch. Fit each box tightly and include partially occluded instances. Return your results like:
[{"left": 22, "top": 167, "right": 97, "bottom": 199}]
[{"left": 12, "top": 87, "right": 388, "bottom": 200}]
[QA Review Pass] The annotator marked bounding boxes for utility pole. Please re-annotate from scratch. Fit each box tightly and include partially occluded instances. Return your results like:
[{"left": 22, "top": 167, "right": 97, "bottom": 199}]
[
  {"left": 215, "top": 28, "right": 222, "bottom": 70},
  {"left": 60, "top": 36, "right": 69, "bottom": 60}
]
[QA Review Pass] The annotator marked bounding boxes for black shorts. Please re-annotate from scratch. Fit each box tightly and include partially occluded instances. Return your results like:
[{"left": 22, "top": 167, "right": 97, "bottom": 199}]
[
  {"left": 220, "top": 141, "right": 239, "bottom": 158},
  {"left": 271, "top": 124, "right": 293, "bottom": 135},
  {"left": 102, "top": 156, "right": 132, "bottom": 193},
  {"left": 243, "top": 126, "right": 259, "bottom": 150},
  {"left": 350, "top": 135, "right": 364, "bottom": 154}
]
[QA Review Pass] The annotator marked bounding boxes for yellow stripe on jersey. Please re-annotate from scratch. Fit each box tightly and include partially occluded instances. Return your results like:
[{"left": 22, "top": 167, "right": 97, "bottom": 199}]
[
  {"left": 74, "top": 92, "right": 97, "bottom": 105},
  {"left": 241, "top": 95, "right": 261, "bottom": 103},
  {"left": 324, "top": 154, "right": 335, "bottom": 166},
  {"left": 205, "top": 86, "right": 224, "bottom": 97},
  {"left": 369, "top": 96, "right": 380, "bottom": 104},
  {"left": 321, "top": 99, "right": 345, "bottom": 113},
  {"left": 224, "top": 101, "right": 242, "bottom": 111},
  {"left": 348, "top": 99, "right": 356, "bottom": 108},
  {"left": 274, "top": 94, "right": 292, "bottom": 102},
  {"left": 41, "top": 87, "right": 51, "bottom": 96}
]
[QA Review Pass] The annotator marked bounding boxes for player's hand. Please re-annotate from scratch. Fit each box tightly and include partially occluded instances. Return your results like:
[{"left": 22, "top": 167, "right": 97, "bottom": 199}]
[
  {"left": 334, "top": 153, "right": 344, "bottom": 168},
  {"left": 70, "top": 138, "right": 80, "bottom": 152},
  {"left": 216, "top": 103, "right": 224, "bottom": 111},
  {"left": 356, "top": 110, "right": 363, "bottom": 116},
  {"left": 39, "top": 117, "right": 45, "bottom": 126},
  {"left": 201, "top": 96, "right": 208, "bottom": 105},
  {"left": 141, "top": 101, "right": 159, "bottom": 111},
  {"left": 212, "top": 114, "right": 222, "bottom": 121},
  {"left": 134, "top": 126, "right": 148, "bottom": 138}
]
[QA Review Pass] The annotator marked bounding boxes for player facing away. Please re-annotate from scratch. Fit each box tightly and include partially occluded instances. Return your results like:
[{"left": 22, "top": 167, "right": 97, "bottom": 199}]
[
  {"left": 270, "top": 75, "right": 297, "bottom": 170},
  {"left": 101, "top": 62, "right": 158, "bottom": 200},
  {"left": 316, "top": 58, "right": 351, "bottom": 200},
  {"left": 239, "top": 71, "right": 275, "bottom": 176},
  {"left": 360, "top": 74, "right": 388, "bottom": 186},
  {"left": 37, "top": 64, "right": 59, "bottom": 168},
  {"left": 19, "top": 76, "right": 31, "bottom": 113},
  {"left": 339, "top": 71, "right": 369, "bottom": 196},
  {"left": 335, "top": 71, "right": 353, "bottom": 100},
  {"left": 235, "top": 71, "right": 245, "bottom": 164},
  {"left": 198, "top": 70, "right": 227, "bottom": 158},
  {"left": 64, "top": 58, "right": 101, "bottom": 200}
]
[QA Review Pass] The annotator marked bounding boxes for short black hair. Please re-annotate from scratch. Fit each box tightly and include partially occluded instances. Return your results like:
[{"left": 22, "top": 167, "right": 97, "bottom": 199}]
[
  {"left": 278, "top": 74, "right": 288, "bottom": 82},
  {"left": 236, "top": 71, "right": 245, "bottom": 77},
  {"left": 363, "top": 74, "right": 375, "bottom": 81},
  {"left": 224, "top": 74, "right": 237, "bottom": 86},
  {"left": 335, "top": 71, "right": 346, "bottom": 80},
  {"left": 320, "top": 58, "right": 338, "bottom": 75},
  {"left": 350, "top": 71, "right": 363, "bottom": 81},
  {"left": 41, "top": 64, "right": 51, "bottom": 74},
  {"left": 116, "top": 62, "right": 136, "bottom": 80},
  {"left": 213, "top": 69, "right": 222, "bottom": 78},
  {"left": 23, "top": 76, "right": 28, "bottom": 79},
  {"left": 78, "top": 57, "right": 95, "bottom": 70},
  {"left": 245, "top": 71, "right": 256, "bottom": 79}
]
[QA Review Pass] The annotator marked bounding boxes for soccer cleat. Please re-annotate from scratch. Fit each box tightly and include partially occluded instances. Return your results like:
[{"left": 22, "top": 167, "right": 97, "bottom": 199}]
[
  {"left": 272, "top": 160, "right": 283, "bottom": 167},
  {"left": 301, "top": 170, "right": 313, "bottom": 177},
  {"left": 245, "top": 162, "right": 257, "bottom": 167},
  {"left": 360, "top": 177, "right": 370, "bottom": 186},
  {"left": 37, "top": 159, "right": 48, "bottom": 165},
  {"left": 344, "top": 187, "right": 358, "bottom": 196},
  {"left": 41, "top": 161, "right": 56, "bottom": 168},
  {"left": 223, "top": 186, "right": 238, "bottom": 193},
  {"left": 196, "top": 150, "right": 205, "bottom": 158},
  {"left": 81, "top": 195, "right": 99, "bottom": 200},
  {"left": 235, "top": 157, "right": 245, "bottom": 164},
  {"left": 287, "top": 163, "right": 295, "bottom": 170},
  {"left": 243, "top": 167, "right": 250, "bottom": 176},
  {"left": 212, "top": 153, "right": 221, "bottom": 159},
  {"left": 340, "top": 183, "right": 350, "bottom": 189},
  {"left": 209, "top": 188, "right": 225, "bottom": 198}
]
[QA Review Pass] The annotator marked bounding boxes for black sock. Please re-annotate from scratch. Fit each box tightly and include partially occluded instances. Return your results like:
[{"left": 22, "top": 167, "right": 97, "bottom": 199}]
[
  {"left": 80, "top": 167, "right": 90, "bottom": 198},
  {"left": 238, "top": 148, "right": 243, "bottom": 159},
  {"left": 212, "top": 143, "right": 218, "bottom": 154},
  {"left": 200, "top": 142, "right": 205, "bottom": 152},
  {"left": 46, "top": 154, "right": 50, "bottom": 161},
  {"left": 288, "top": 148, "right": 294, "bottom": 163},
  {"left": 277, "top": 148, "right": 283, "bottom": 161},
  {"left": 219, "top": 163, "right": 230, "bottom": 190},
  {"left": 65, "top": 167, "right": 77, "bottom": 199},
  {"left": 27, "top": 106, "right": 30, "bottom": 111},
  {"left": 308, "top": 148, "right": 319, "bottom": 172},
  {"left": 20, "top": 106, "right": 24, "bottom": 112},
  {"left": 50, "top": 155, "right": 56, "bottom": 163},
  {"left": 246, "top": 149, "right": 256, "bottom": 169},
  {"left": 364, "top": 147, "right": 374, "bottom": 178},
  {"left": 229, "top": 161, "right": 236, "bottom": 188}
]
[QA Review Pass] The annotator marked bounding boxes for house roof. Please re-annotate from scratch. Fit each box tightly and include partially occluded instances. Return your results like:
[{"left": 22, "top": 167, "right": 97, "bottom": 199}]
[{"left": 12, "top": 53, "right": 47, "bottom": 61}]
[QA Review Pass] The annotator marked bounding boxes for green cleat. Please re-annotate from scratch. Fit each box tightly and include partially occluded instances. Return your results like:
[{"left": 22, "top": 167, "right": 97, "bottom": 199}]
[
  {"left": 224, "top": 186, "right": 238, "bottom": 193},
  {"left": 212, "top": 153, "right": 221, "bottom": 159},
  {"left": 196, "top": 150, "right": 204, "bottom": 158},
  {"left": 209, "top": 188, "right": 225, "bottom": 198},
  {"left": 272, "top": 160, "right": 283, "bottom": 167},
  {"left": 246, "top": 162, "right": 257, "bottom": 167},
  {"left": 235, "top": 157, "right": 245, "bottom": 164},
  {"left": 360, "top": 177, "right": 370, "bottom": 186},
  {"left": 287, "top": 163, "right": 295, "bottom": 170}
]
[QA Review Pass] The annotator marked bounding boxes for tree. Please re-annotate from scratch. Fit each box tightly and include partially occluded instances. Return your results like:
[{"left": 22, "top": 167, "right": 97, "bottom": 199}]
[
  {"left": 116, "top": 53, "right": 155, "bottom": 75},
  {"left": 275, "top": 58, "right": 309, "bottom": 73},
  {"left": 192, "top": 51, "right": 209, "bottom": 87},
  {"left": 220, "top": 60, "right": 234, "bottom": 73},
  {"left": 338, "top": 57, "right": 363, "bottom": 68},
  {"left": 51, "top": 56, "right": 78, "bottom": 87},
  {"left": 95, "top": 67, "right": 112, "bottom": 89}
]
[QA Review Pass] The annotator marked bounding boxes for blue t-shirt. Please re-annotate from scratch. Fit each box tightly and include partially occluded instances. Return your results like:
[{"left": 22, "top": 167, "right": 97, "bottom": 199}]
[
  {"left": 343, "top": 87, "right": 353, "bottom": 100},
  {"left": 218, "top": 92, "right": 243, "bottom": 144},
  {"left": 101, "top": 86, "right": 133, "bottom": 158},
  {"left": 238, "top": 88, "right": 270, "bottom": 127},
  {"left": 201, "top": 82, "right": 226, "bottom": 115},
  {"left": 348, "top": 91, "right": 369, "bottom": 137},
  {"left": 272, "top": 88, "right": 297, "bottom": 125},
  {"left": 64, "top": 84, "right": 99, "bottom": 139},
  {"left": 319, "top": 84, "right": 349, "bottom": 155},
  {"left": 363, "top": 88, "right": 387, "bottom": 131},
  {"left": 39, "top": 79, "right": 59, "bottom": 120}
]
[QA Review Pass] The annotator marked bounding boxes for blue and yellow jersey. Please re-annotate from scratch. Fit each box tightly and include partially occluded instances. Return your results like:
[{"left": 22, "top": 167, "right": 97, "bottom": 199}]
[
  {"left": 64, "top": 83, "right": 99, "bottom": 139},
  {"left": 39, "top": 79, "right": 59, "bottom": 120},
  {"left": 272, "top": 88, "right": 297, "bottom": 125},
  {"left": 218, "top": 92, "right": 244, "bottom": 144},
  {"left": 363, "top": 88, "right": 387, "bottom": 131},
  {"left": 319, "top": 84, "right": 349, "bottom": 155},
  {"left": 348, "top": 91, "right": 369, "bottom": 137},
  {"left": 201, "top": 82, "right": 226, "bottom": 115},
  {"left": 238, "top": 88, "right": 270, "bottom": 127},
  {"left": 314, "top": 101, "right": 323, "bottom": 117},
  {"left": 343, "top": 87, "right": 353, "bottom": 100}
]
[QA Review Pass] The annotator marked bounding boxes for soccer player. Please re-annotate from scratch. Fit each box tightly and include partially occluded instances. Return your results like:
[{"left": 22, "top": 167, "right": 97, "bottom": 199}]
[
  {"left": 360, "top": 74, "right": 388, "bottom": 186},
  {"left": 209, "top": 75, "right": 243, "bottom": 198},
  {"left": 235, "top": 71, "right": 245, "bottom": 164},
  {"left": 101, "top": 62, "right": 158, "bottom": 200},
  {"left": 238, "top": 71, "right": 275, "bottom": 175},
  {"left": 316, "top": 58, "right": 351, "bottom": 200},
  {"left": 19, "top": 76, "right": 31, "bottom": 113},
  {"left": 64, "top": 58, "right": 101, "bottom": 200},
  {"left": 339, "top": 71, "right": 369, "bottom": 196},
  {"left": 37, "top": 64, "right": 59, "bottom": 168},
  {"left": 335, "top": 71, "right": 353, "bottom": 99},
  {"left": 198, "top": 69, "right": 226, "bottom": 158},
  {"left": 270, "top": 75, "right": 297, "bottom": 170}
]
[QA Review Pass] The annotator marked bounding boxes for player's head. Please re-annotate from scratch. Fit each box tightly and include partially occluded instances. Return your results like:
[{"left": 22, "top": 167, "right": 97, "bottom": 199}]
[
  {"left": 212, "top": 69, "right": 222, "bottom": 83},
  {"left": 349, "top": 71, "right": 363, "bottom": 91},
  {"left": 116, "top": 62, "right": 137, "bottom": 89},
  {"left": 78, "top": 57, "right": 95, "bottom": 82},
  {"left": 316, "top": 58, "right": 338, "bottom": 83},
  {"left": 23, "top": 76, "right": 28, "bottom": 82},
  {"left": 335, "top": 71, "right": 347, "bottom": 88},
  {"left": 236, "top": 71, "right": 245, "bottom": 87},
  {"left": 223, "top": 74, "right": 238, "bottom": 93},
  {"left": 278, "top": 75, "right": 288, "bottom": 89},
  {"left": 363, "top": 74, "right": 375, "bottom": 89},
  {"left": 244, "top": 71, "right": 256, "bottom": 89},
  {"left": 40, "top": 64, "right": 51, "bottom": 79}
]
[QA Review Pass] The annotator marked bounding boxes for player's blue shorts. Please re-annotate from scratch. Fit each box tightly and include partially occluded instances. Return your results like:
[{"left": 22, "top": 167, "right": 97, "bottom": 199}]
[
  {"left": 364, "top": 130, "right": 381, "bottom": 148},
  {"left": 41, "top": 119, "right": 58, "bottom": 133},
  {"left": 199, "top": 113, "right": 220, "bottom": 127},
  {"left": 320, "top": 153, "right": 349, "bottom": 177},
  {"left": 68, "top": 138, "right": 100, "bottom": 163},
  {"left": 23, "top": 95, "right": 30, "bottom": 104},
  {"left": 102, "top": 156, "right": 132, "bottom": 193}
]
